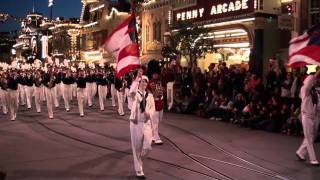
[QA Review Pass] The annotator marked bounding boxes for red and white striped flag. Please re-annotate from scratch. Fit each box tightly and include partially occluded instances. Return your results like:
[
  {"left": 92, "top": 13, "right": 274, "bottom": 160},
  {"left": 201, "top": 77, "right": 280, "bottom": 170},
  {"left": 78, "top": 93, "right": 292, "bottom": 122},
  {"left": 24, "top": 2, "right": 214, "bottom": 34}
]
[
  {"left": 288, "top": 24, "right": 320, "bottom": 68},
  {"left": 101, "top": 14, "right": 140, "bottom": 77}
]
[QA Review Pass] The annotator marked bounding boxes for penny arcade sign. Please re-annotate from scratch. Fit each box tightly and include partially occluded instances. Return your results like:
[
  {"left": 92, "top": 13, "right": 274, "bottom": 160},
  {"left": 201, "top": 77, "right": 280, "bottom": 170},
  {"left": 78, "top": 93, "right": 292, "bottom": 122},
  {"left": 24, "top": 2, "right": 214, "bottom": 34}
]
[{"left": 173, "top": 0, "right": 254, "bottom": 23}]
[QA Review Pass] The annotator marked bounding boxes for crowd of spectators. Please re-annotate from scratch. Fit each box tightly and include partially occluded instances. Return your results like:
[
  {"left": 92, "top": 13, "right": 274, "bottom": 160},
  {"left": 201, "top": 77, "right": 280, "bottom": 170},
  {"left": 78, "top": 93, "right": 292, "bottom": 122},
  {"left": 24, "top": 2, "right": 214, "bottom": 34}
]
[{"left": 160, "top": 61, "right": 314, "bottom": 136}]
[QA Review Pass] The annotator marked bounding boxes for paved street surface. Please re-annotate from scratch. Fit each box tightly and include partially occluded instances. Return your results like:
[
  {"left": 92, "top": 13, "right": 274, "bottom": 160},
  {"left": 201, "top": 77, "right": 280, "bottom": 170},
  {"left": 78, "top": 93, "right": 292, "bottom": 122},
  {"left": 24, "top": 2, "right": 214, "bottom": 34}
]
[{"left": 0, "top": 99, "right": 319, "bottom": 180}]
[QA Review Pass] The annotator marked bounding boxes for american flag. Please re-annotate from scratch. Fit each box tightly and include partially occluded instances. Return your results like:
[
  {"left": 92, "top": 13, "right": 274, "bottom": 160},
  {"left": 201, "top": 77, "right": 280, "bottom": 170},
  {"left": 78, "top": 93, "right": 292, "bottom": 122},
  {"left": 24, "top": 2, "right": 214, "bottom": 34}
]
[
  {"left": 288, "top": 24, "right": 320, "bottom": 68},
  {"left": 101, "top": 14, "right": 140, "bottom": 77}
]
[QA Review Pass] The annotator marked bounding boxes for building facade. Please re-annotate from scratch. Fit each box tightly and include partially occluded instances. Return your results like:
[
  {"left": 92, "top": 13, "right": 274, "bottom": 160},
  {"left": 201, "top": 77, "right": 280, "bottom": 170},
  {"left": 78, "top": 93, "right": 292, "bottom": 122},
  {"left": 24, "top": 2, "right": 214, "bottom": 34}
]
[
  {"left": 79, "top": 0, "right": 131, "bottom": 63},
  {"left": 140, "top": 0, "right": 320, "bottom": 76}
]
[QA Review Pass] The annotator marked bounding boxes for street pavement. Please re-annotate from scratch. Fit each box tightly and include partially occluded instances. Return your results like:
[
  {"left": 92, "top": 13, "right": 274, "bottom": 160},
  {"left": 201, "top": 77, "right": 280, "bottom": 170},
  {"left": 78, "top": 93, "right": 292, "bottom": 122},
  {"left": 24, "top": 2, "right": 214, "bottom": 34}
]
[{"left": 0, "top": 98, "right": 319, "bottom": 180}]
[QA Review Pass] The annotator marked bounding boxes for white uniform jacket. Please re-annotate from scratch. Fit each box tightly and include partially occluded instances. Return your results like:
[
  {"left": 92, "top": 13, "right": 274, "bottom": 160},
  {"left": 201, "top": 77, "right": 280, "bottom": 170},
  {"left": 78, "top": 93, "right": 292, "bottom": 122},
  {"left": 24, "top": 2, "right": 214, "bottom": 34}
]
[
  {"left": 130, "top": 90, "right": 155, "bottom": 122},
  {"left": 300, "top": 75, "right": 317, "bottom": 117}
]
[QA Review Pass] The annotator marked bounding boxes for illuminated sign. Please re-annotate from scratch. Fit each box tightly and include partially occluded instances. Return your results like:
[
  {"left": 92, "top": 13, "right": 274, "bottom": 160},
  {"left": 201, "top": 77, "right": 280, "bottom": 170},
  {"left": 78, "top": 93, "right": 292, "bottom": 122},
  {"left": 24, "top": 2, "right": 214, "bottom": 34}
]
[{"left": 173, "top": 0, "right": 254, "bottom": 23}]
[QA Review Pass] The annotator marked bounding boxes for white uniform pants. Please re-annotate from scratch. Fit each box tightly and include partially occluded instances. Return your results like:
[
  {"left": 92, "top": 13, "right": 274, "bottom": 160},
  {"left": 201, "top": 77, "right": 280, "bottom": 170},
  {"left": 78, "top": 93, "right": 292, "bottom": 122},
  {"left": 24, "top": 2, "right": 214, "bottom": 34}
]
[
  {"left": 34, "top": 86, "right": 43, "bottom": 113},
  {"left": 151, "top": 110, "right": 163, "bottom": 141},
  {"left": 8, "top": 89, "right": 18, "bottom": 120},
  {"left": 117, "top": 90, "right": 124, "bottom": 115},
  {"left": 45, "top": 87, "right": 55, "bottom": 118},
  {"left": 19, "top": 85, "right": 26, "bottom": 105},
  {"left": 71, "top": 83, "right": 77, "bottom": 100},
  {"left": 125, "top": 88, "right": 132, "bottom": 110},
  {"left": 130, "top": 121, "right": 144, "bottom": 173},
  {"left": 297, "top": 114, "right": 319, "bottom": 161},
  {"left": 167, "top": 82, "right": 174, "bottom": 110},
  {"left": 86, "top": 82, "right": 96, "bottom": 106},
  {"left": 0, "top": 89, "right": 8, "bottom": 114},
  {"left": 98, "top": 85, "right": 107, "bottom": 111},
  {"left": 77, "top": 88, "right": 86, "bottom": 116},
  {"left": 25, "top": 86, "right": 34, "bottom": 109},
  {"left": 111, "top": 84, "right": 116, "bottom": 107},
  {"left": 53, "top": 83, "right": 61, "bottom": 107},
  {"left": 63, "top": 84, "right": 72, "bottom": 110}
]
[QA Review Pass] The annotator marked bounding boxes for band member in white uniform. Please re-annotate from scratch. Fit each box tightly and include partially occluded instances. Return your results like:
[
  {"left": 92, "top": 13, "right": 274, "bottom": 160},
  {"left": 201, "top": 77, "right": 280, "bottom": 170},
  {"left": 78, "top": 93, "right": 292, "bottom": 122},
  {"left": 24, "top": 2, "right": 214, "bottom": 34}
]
[
  {"left": 148, "top": 72, "right": 164, "bottom": 145},
  {"left": 108, "top": 70, "right": 116, "bottom": 107},
  {"left": 7, "top": 70, "right": 19, "bottom": 121},
  {"left": 0, "top": 72, "right": 8, "bottom": 115},
  {"left": 62, "top": 69, "right": 74, "bottom": 112},
  {"left": 115, "top": 76, "right": 125, "bottom": 116},
  {"left": 34, "top": 70, "right": 43, "bottom": 113},
  {"left": 25, "top": 71, "right": 34, "bottom": 109},
  {"left": 97, "top": 68, "right": 108, "bottom": 111},
  {"left": 129, "top": 75, "right": 154, "bottom": 179},
  {"left": 76, "top": 70, "right": 87, "bottom": 117},
  {"left": 53, "top": 69, "right": 62, "bottom": 108},
  {"left": 43, "top": 67, "right": 56, "bottom": 119},
  {"left": 18, "top": 72, "right": 26, "bottom": 106},
  {"left": 296, "top": 69, "right": 320, "bottom": 166},
  {"left": 86, "top": 69, "right": 96, "bottom": 107}
]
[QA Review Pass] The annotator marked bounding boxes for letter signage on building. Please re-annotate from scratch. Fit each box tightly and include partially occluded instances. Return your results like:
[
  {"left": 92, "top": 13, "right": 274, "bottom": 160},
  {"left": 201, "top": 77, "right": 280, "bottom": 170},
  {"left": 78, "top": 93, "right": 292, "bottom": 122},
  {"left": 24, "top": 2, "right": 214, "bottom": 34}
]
[{"left": 173, "top": 0, "right": 254, "bottom": 23}]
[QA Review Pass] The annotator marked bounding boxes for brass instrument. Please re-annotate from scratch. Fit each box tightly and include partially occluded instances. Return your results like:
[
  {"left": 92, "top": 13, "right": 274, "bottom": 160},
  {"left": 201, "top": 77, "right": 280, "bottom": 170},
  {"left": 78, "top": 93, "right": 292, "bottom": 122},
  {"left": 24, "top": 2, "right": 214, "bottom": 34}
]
[
  {"left": 34, "top": 73, "right": 42, "bottom": 87},
  {"left": 154, "top": 82, "right": 163, "bottom": 100},
  {"left": 48, "top": 75, "right": 56, "bottom": 89}
]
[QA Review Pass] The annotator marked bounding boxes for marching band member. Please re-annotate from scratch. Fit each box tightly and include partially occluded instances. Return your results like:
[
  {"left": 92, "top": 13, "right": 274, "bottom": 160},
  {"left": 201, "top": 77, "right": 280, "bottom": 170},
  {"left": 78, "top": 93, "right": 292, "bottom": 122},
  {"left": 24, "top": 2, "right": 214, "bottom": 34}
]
[
  {"left": 53, "top": 68, "right": 62, "bottom": 108},
  {"left": 86, "top": 68, "right": 96, "bottom": 107},
  {"left": 43, "top": 66, "right": 56, "bottom": 119},
  {"left": 7, "top": 69, "right": 19, "bottom": 121},
  {"left": 148, "top": 71, "right": 164, "bottom": 145},
  {"left": 97, "top": 66, "right": 108, "bottom": 111},
  {"left": 34, "top": 69, "right": 43, "bottom": 113},
  {"left": 296, "top": 69, "right": 320, "bottom": 166},
  {"left": 76, "top": 68, "right": 87, "bottom": 117},
  {"left": 115, "top": 76, "right": 125, "bottom": 116},
  {"left": 18, "top": 70, "right": 26, "bottom": 106},
  {"left": 129, "top": 75, "right": 154, "bottom": 179},
  {"left": 0, "top": 71, "right": 8, "bottom": 115},
  {"left": 108, "top": 69, "right": 116, "bottom": 107},
  {"left": 62, "top": 68, "right": 74, "bottom": 112},
  {"left": 25, "top": 70, "right": 34, "bottom": 109}
]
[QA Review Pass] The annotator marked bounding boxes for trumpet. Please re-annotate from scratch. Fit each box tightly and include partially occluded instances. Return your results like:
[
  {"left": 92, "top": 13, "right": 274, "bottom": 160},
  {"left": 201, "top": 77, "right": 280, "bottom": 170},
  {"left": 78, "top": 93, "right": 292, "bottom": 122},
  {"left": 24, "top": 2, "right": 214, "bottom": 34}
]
[
  {"left": 154, "top": 82, "right": 163, "bottom": 99},
  {"left": 48, "top": 75, "right": 56, "bottom": 88},
  {"left": 34, "top": 73, "right": 42, "bottom": 87}
]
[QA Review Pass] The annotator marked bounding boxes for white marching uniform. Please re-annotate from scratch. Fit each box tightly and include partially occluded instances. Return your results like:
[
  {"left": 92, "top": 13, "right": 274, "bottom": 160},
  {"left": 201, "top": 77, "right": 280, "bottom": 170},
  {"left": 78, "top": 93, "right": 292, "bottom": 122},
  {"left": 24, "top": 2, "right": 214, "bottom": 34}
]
[
  {"left": 0, "top": 88, "right": 8, "bottom": 114},
  {"left": 297, "top": 75, "right": 320, "bottom": 163},
  {"left": 53, "top": 83, "right": 61, "bottom": 108},
  {"left": 0, "top": 88, "right": 9, "bottom": 114},
  {"left": 34, "top": 85, "right": 43, "bottom": 113},
  {"left": 45, "top": 87, "right": 55, "bottom": 118},
  {"left": 77, "top": 88, "right": 86, "bottom": 116},
  {"left": 151, "top": 110, "right": 163, "bottom": 143},
  {"left": 117, "top": 90, "right": 125, "bottom": 115},
  {"left": 98, "top": 85, "right": 107, "bottom": 111},
  {"left": 129, "top": 90, "right": 154, "bottom": 176},
  {"left": 86, "top": 83, "right": 93, "bottom": 106},
  {"left": 77, "top": 77, "right": 87, "bottom": 116},
  {"left": 8, "top": 89, "right": 18, "bottom": 121},
  {"left": 63, "top": 84, "right": 72, "bottom": 111},
  {"left": 25, "top": 84, "right": 33, "bottom": 109},
  {"left": 18, "top": 84, "right": 26, "bottom": 106},
  {"left": 110, "top": 83, "right": 116, "bottom": 107}
]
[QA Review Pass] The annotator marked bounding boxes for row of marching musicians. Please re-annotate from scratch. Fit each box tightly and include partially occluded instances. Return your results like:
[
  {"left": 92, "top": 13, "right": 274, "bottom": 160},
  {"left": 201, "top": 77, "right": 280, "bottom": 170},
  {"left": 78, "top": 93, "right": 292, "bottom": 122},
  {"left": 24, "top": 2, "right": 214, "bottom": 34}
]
[{"left": 0, "top": 65, "right": 138, "bottom": 120}]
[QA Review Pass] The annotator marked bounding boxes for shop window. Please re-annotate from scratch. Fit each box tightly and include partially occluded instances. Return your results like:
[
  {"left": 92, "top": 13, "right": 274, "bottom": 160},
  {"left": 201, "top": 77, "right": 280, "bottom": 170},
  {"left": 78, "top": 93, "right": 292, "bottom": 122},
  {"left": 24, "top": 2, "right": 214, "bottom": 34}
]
[
  {"left": 146, "top": 25, "right": 149, "bottom": 42},
  {"left": 310, "top": 0, "right": 320, "bottom": 26},
  {"left": 259, "top": 0, "right": 264, "bottom": 10},
  {"left": 156, "top": 22, "right": 162, "bottom": 42},
  {"left": 153, "top": 22, "right": 157, "bottom": 41}
]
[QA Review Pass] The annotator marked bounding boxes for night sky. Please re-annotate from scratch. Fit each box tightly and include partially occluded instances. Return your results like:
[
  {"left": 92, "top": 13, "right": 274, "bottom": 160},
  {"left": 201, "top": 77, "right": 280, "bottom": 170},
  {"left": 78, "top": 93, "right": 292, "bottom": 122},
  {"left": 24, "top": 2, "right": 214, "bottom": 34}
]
[{"left": 0, "top": 0, "right": 82, "bottom": 32}]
